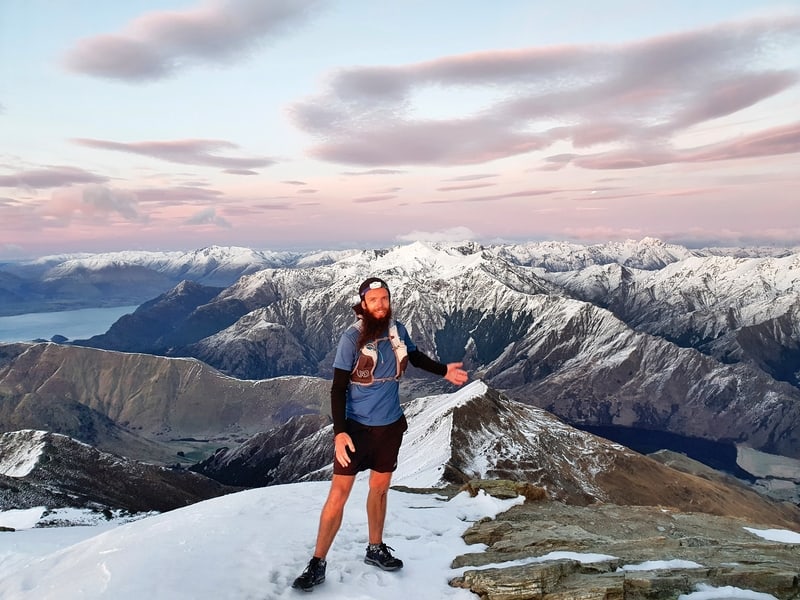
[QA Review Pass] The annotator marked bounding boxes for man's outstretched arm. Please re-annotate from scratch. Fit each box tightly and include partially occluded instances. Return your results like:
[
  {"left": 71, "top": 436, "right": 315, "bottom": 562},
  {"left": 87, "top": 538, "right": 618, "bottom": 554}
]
[{"left": 409, "top": 350, "right": 468, "bottom": 386}]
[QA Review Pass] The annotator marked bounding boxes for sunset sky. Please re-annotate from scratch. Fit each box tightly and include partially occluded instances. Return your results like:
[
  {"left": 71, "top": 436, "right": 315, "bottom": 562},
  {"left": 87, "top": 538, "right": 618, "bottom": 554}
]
[{"left": 1, "top": 0, "right": 799, "bottom": 259}]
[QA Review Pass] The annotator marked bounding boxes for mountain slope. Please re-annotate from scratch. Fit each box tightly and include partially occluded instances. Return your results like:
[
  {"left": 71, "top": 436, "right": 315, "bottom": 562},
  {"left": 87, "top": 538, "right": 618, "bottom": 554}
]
[
  {"left": 541, "top": 253, "right": 800, "bottom": 386},
  {"left": 480, "top": 297, "right": 800, "bottom": 459},
  {"left": 0, "top": 430, "right": 237, "bottom": 512},
  {"left": 0, "top": 342, "right": 330, "bottom": 463}
]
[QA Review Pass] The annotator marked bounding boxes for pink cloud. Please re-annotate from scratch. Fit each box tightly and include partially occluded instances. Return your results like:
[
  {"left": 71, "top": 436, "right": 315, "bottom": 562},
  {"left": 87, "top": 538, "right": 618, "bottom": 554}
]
[
  {"left": 434, "top": 188, "right": 558, "bottom": 205},
  {"left": 311, "top": 119, "right": 550, "bottom": 166},
  {"left": 72, "top": 138, "right": 275, "bottom": 170},
  {"left": 132, "top": 186, "right": 224, "bottom": 206},
  {"left": 341, "top": 169, "right": 406, "bottom": 176},
  {"left": 184, "top": 207, "right": 231, "bottom": 228},
  {"left": 352, "top": 194, "right": 397, "bottom": 204},
  {"left": 0, "top": 166, "right": 107, "bottom": 189},
  {"left": 575, "top": 121, "right": 800, "bottom": 169},
  {"left": 223, "top": 169, "right": 259, "bottom": 175},
  {"left": 226, "top": 202, "right": 292, "bottom": 215},
  {"left": 63, "top": 0, "right": 325, "bottom": 81},
  {"left": 43, "top": 184, "right": 145, "bottom": 225},
  {"left": 669, "top": 71, "right": 797, "bottom": 130},
  {"left": 290, "top": 15, "right": 800, "bottom": 169},
  {"left": 436, "top": 182, "right": 496, "bottom": 192},
  {"left": 444, "top": 173, "right": 499, "bottom": 182},
  {"left": 692, "top": 121, "right": 800, "bottom": 161}
]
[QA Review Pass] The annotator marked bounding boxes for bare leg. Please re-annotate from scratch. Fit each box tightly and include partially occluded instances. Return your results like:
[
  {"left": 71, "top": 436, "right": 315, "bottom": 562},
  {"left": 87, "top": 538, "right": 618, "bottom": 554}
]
[
  {"left": 366, "top": 470, "right": 393, "bottom": 544},
  {"left": 313, "top": 474, "right": 356, "bottom": 558}
]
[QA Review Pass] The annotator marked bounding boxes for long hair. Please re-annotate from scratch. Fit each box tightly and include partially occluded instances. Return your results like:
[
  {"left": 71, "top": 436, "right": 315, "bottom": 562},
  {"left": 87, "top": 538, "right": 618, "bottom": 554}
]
[{"left": 353, "top": 302, "right": 393, "bottom": 348}]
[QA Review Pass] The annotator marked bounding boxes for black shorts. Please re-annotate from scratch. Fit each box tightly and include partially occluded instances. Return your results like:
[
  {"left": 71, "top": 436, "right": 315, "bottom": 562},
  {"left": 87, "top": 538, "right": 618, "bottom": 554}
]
[{"left": 333, "top": 415, "right": 408, "bottom": 476}]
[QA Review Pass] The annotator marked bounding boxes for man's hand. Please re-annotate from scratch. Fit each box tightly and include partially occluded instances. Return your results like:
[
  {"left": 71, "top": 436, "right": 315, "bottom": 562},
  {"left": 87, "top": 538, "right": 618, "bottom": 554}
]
[
  {"left": 444, "top": 362, "right": 469, "bottom": 386},
  {"left": 334, "top": 432, "right": 355, "bottom": 467}
]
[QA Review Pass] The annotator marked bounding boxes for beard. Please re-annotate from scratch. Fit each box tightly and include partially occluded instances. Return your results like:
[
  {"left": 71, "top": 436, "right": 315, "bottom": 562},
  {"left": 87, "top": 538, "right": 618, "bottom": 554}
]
[{"left": 358, "top": 305, "right": 393, "bottom": 348}]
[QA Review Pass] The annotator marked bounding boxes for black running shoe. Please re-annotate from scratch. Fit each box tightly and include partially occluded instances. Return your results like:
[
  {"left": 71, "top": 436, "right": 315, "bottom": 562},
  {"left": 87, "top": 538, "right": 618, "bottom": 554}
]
[
  {"left": 364, "top": 543, "right": 403, "bottom": 571},
  {"left": 292, "top": 557, "right": 326, "bottom": 592}
]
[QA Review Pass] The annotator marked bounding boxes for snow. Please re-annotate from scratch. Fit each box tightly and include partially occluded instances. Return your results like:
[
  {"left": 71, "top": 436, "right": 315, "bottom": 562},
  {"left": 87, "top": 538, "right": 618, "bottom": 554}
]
[
  {"left": 36, "top": 246, "right": 297, "bottom": 279},
  {"left": 470, "top": 551, "right": 618, "bottom": 570},
  {"left": 743, "top": 527, "right": 800, "bottom": 543},
  {"left": 0, "top": 483, "right": 521, "bottom": 600},
  {"left": 0, "top": 507, "right": 46, "bottom": 530},
  {"left": 679, "top": 584, "right": 780, "bottom": 599},
  {"left": 0, "top": 431, "right": 46, "bottom": 477},
  {"left": 395, "top": 381, "right": 488, "bottom": 487},
  {"left": 1, "top": 481, "right": 795, "bottom": 600},
  {"left": 620, "top": 559, "right": 703, "bottom": 571}
]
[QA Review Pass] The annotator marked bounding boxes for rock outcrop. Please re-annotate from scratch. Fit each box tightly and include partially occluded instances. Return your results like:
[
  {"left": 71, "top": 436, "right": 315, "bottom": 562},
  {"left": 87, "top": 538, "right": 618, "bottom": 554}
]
[{"left": 449, "top": 480, "right": 800, "bottom": 600}]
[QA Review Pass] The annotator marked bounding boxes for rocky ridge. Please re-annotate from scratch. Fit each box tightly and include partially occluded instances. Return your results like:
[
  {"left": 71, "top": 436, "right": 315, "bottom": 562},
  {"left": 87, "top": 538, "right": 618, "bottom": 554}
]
[
  {"left": 195, "top": 383, "right": 800, "bottom": 529},
  {"left": 0, "top": 430, "right": 238, "bottom": 513}
]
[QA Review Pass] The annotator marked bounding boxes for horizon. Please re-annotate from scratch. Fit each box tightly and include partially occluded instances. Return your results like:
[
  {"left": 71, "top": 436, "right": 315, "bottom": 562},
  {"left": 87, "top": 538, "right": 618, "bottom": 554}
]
[
  {"left": 2, "top": 235, "right": 800, "bottom": 265},
  {"left": 2, "top": 1, "right": 800, "bottom": 259}
]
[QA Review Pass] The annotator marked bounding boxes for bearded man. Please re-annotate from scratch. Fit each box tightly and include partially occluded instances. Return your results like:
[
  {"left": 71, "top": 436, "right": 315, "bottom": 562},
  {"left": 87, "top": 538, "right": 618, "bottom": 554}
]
[{"left": 292, "top": 277, "right": 469, "bottom": 592}]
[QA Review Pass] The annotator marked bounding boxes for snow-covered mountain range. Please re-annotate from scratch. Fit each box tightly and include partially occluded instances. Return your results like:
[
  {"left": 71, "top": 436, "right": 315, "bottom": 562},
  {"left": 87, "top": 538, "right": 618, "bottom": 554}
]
[
  {"left": 1, "top": 238, "right": 795, "bottom": 316},
  {"left": 60, "top": 239, "right": 800, "bottom": 462},
  {"left": 1, "top": 238, "right": 799, "bottom": 514},
  {"left": 0, "top": 245, "right": 357, "bottom": 316},
  {"left": 2, "top": 238, "right": 799, "bottom": 599}
]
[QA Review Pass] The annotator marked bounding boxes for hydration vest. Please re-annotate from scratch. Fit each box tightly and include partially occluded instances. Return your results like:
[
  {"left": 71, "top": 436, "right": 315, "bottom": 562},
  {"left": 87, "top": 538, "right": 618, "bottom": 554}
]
[{"left": 350, "top": 320, "right": 409, "bottom": 386}]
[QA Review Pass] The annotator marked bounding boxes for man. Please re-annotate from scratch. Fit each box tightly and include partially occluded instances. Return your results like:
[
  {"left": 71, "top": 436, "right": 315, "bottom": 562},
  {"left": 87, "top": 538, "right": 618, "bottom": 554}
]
[{"left": 292, "top": 277, "right": 468, "bottom": 592}]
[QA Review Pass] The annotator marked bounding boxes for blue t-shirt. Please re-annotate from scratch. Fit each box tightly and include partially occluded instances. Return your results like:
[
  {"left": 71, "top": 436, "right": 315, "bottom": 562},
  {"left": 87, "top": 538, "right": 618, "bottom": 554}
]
[{"left": 333, "top": 320, "right": 417, "bottom": 426}]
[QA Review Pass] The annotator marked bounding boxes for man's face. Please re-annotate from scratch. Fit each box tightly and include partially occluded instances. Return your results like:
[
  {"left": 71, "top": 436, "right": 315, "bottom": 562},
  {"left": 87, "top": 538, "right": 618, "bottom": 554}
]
[{"left": 361, "top": 287, "right": 390, "bottom": 320}]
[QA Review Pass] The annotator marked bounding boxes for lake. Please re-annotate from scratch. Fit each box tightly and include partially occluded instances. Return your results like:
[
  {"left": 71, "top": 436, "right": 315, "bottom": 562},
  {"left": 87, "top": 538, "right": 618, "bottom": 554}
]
[{"left": 0, "top": 305, "right": 138, "bottom": 343}]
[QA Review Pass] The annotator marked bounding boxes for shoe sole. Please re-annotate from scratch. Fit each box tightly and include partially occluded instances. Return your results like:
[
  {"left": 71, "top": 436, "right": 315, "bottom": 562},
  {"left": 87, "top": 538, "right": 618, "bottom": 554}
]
[{"left": 364, "top": 558, "right": 402, "bottom": 571}]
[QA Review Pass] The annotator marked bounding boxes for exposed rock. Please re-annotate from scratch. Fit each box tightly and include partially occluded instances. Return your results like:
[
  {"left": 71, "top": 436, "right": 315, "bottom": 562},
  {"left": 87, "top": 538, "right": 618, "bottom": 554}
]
[
  {"left": 450, "top": 481, "right": 800, "bottom": 600},
  {"left": 187, "top": 310, "right": 314, "bottom": 378}
]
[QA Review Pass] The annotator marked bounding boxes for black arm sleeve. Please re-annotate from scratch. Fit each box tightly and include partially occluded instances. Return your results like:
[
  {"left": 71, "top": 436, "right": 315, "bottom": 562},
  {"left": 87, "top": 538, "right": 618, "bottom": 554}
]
[
  {"left": 330, "top": 368, "right": 350, "bottom": 435},
  {"left": 409, "top": 349, "right": 447, "bottom": 377}
]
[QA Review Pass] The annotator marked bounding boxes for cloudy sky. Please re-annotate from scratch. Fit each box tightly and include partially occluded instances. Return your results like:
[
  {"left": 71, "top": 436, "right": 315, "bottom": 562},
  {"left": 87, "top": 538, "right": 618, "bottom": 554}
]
[{"left": 1, "top": 1, "right": 799, "bottom": 258}]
